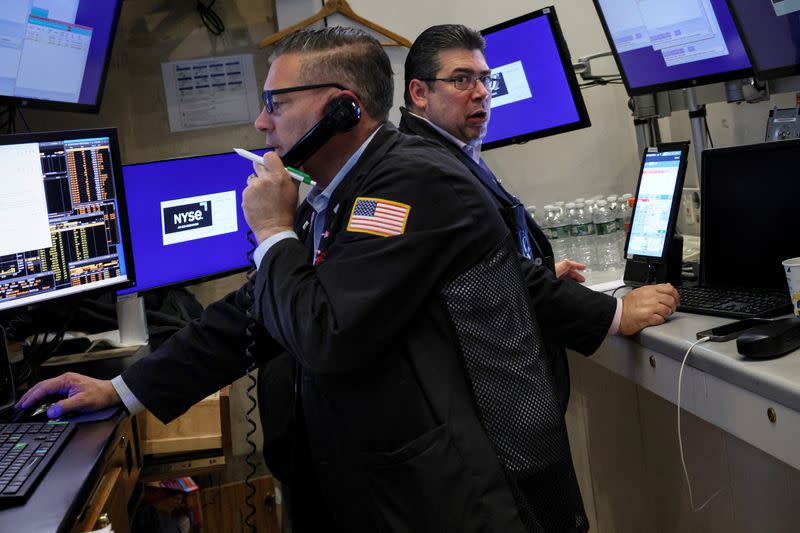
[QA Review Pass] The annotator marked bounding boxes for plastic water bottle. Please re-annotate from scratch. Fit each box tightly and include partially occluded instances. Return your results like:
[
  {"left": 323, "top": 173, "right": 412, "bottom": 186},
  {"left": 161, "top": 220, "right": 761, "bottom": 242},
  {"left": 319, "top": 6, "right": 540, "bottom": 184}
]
[
  {"left": 546, "top": 205, "right": 571, "bottom": 262},
  {"left": 571, "top": 202, "right": 596, "bottom": 271},
  {"left": 616, "top": 197, "right": 630, "bottom": 265},
  {"left": 593, "top": 200, "right": 618, "bottom": 270},
  {"left": 606, "top": 195, "right": 620, "bottom": 230}
]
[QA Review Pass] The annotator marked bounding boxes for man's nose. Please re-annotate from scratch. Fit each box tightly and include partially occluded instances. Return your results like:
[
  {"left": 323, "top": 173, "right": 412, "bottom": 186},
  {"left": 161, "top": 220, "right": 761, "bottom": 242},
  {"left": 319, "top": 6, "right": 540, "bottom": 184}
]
[{"left": 254, "top": 107, "right": 272, "bottom": 131}]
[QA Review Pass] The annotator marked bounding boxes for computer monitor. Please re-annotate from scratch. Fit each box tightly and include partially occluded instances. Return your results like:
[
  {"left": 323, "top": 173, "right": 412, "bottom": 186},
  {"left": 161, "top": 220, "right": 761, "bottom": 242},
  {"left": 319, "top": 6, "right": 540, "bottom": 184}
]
[
  {"left": 592, "top": 0, "right": 752, "bottom": 95},
  {"left": 0, "top": 1, "right": 123, "bottom": 113},
  {"left": 623, "top": 142, "right": 689, "bottom": 285},
  {"left": 0, "top": 128, "right": 134, "bottom": 313},
  {"left": 480, "top": 6, "right": 591, "bottom": 150},
  {"left": 117, "top": 149, "right": 267, "bottom": 297},
  {"left": 701, "top": 139, "right": 800, "bottom": 292},
  {"left": 726, "top": 0, "right": 800, "bottom": 80}
]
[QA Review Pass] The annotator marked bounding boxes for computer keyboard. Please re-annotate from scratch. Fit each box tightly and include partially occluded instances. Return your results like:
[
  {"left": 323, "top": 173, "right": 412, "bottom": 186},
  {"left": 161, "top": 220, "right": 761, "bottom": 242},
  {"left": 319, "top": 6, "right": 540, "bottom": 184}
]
[
  {"left": 678, "top": 286, "right": 792, "bottom": 318},
  {"left": 0, "top": 421, "right": 76, "bottom": 505}
]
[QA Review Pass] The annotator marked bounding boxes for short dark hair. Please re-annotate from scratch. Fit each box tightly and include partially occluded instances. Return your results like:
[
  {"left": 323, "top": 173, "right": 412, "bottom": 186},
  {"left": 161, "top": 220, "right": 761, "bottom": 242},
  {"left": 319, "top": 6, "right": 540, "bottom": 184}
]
[
  {"left": 404, "top": 25, "right": 486, "bottom": 107},
  {"left": 269, "top": 27, "right": 393, "bottom": 120}
]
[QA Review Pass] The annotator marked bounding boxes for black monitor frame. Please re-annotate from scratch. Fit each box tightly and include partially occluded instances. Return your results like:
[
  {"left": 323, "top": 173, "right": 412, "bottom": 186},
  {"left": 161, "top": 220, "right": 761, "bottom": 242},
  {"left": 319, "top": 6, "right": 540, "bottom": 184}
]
[
  {"left": 116, "top": 149, "right": 263, "bottom": 297},
  {"left": 591, "top": 0, "right": 753, "bottom": 96},
  {"left": 480, "top": 6, "right": 591, "bottom": 151},
  {"left": 0, "top": 127, "right": 135, "bottom": 315},
  {"left": 726, "top": 1, "right": 800, "bottom": 82},
  {"left": 624, "top": 141, "right": 690, "bottom": 264},
  {"left": 0, "top": 1, "right": 123, "bottom": 114}
]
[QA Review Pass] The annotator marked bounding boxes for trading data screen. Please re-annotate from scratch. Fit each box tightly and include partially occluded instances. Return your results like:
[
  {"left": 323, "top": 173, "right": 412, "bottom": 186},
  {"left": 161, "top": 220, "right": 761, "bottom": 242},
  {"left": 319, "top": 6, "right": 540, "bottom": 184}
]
[
  {"left": 595, "top": 0, "right": 751, "bottom": 93},
  {"left": 627, "top": 150, "right": 683, "bottom": 259},
  {"left": 0, "top": 133, "right": 130, "bottom": 312},
  {"left": 0, "top": 0, "right": 121, "bottom": 108}
]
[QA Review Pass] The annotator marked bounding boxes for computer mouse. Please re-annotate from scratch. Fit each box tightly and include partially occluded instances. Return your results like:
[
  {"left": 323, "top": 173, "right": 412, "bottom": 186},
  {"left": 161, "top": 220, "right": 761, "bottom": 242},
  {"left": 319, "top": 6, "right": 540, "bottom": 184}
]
[
  {"left": 11, "top": 395, "right": 68, "bottom": 422},
  {"left": 737, "top": 317, "right": 800, "bottom": 359}
]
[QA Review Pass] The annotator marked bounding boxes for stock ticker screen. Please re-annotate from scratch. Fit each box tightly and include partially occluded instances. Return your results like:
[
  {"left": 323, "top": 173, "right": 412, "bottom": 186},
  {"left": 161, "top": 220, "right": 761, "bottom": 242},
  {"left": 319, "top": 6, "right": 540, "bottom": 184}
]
[{"left": 0, "top": 133, "right": 130, "bottom": 312}]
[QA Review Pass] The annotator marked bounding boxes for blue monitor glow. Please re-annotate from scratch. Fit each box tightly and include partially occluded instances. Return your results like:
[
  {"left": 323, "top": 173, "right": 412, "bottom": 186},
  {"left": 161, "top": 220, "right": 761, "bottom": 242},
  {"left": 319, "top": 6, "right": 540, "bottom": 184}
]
[
  {"left": 117, "top": 150, "right": 267, "bottom": 297},
  {"left": 726, "top": 0, "right": 800, "bottom": 80},
  {"left": 592, "top": 0, "right": 752, "bottom": 95},
  {"left": 0, "top": 0, "right": 123, "bottom": 113},
  {"left": 0, "top": 128, "right": 134, "bottom": 313},
  {"left": 480, "top": 6, "right": 591, "bottom": 151}
]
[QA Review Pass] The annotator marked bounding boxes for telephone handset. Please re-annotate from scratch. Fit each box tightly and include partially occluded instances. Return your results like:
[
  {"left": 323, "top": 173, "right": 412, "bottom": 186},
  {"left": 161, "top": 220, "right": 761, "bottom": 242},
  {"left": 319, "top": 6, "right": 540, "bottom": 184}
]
[
  {"left": 245, "top": 95, "right": 362, "bottom": 359},
  {"left": 281, "top": 96, "right": 362, "bottom": 168}
]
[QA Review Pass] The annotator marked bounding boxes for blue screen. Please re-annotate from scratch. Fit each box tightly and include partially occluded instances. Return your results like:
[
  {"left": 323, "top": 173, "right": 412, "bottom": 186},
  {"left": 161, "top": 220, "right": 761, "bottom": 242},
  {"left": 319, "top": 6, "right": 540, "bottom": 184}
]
[
  {"left": 727, "top": 0, "right": 800, "bottom": 78},
  {"left": 481, "top": 10, "right": 588, "bottom": 146},
  {"left": 117, "top": 150, "right": 266, "bottom": 296},
  {"left": 595, "top": 0, "right": 751, "bottom": 93}
]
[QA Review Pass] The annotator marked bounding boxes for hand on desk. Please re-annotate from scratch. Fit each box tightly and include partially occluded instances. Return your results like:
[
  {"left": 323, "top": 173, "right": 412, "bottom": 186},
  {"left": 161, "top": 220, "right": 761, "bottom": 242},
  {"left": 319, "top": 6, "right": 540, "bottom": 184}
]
[
  {"left": 16, "top": 372, "right": 121, "bottom": 419},
  {"left": 619, "top": 283, "right": 680, "bottom": 336},
  {"left": 555, "top": 260, "right": 586, "bottom": 283}
]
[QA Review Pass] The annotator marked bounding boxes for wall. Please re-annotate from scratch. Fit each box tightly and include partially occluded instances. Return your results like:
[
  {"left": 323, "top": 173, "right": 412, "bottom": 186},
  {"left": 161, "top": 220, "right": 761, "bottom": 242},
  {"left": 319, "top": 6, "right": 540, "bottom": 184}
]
[
  {"left": 24, "top": 0, "right": 276, "bottom": 164},
  {"left": 276, "top": 0, "right": 643, "bottom": 208}
]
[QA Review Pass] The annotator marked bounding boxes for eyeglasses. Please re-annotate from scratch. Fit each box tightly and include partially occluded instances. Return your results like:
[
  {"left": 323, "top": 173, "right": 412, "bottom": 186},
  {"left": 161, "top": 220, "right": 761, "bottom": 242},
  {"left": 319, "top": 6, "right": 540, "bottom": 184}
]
[
  {"left": 421, "top": 74, "right": 501, "bottom": 92},
  {"left": 262, "top": 83, "right": 347, "bottom": 113}
]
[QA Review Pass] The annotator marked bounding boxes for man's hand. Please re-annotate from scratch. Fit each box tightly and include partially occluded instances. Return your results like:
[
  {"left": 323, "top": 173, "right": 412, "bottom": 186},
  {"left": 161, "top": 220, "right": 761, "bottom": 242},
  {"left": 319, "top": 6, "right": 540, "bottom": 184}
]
[
  {"left": 619, "top": 283, "right": 680, "bottom": 335},
  {"left": 242, "top": 151, "right": 299, "bottom": 244},
  {"left": 555, "top": 259, "right": 586, "bottom": 282},
  {"left": 16, "top": 372, "right": 121, "bottom": 419}
]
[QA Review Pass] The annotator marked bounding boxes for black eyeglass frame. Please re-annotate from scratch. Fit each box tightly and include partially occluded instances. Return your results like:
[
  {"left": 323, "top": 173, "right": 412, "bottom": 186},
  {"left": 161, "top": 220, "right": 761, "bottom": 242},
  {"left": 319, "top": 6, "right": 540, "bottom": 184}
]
[
  {"left": 419, "top": 74, "right": 501, "bottom": 92},
  {"left": 262, "top": 83, "right": 348, "bottom": 113}
]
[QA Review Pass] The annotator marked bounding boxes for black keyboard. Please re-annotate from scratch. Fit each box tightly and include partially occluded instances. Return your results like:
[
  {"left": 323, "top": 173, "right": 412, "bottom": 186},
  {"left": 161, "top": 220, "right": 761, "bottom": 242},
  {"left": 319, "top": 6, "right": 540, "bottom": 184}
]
[
  {"left": 0, "top": 421, "right": 76, "bottom": 505},
  {"left": 678, "top": 286, "right": 792, "bottom": 318}
]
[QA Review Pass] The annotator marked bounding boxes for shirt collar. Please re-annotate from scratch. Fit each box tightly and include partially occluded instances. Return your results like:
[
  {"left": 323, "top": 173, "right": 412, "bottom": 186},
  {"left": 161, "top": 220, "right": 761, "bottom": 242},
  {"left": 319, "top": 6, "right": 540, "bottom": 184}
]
[
  {"left": 407, "top": 110, "right": 482, "bottom": 164},
  {"left": 306, "top": 125, "right": 383, "bottom": 213}
]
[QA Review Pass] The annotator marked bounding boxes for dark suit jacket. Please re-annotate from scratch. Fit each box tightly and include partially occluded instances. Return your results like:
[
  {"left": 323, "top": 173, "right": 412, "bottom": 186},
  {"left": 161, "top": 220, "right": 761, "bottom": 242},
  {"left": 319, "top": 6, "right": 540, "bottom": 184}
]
[
  {"left": 399, "top": 109, "right": 614, "bottom": 412},
  {"left": 122, "top": 123, "right": 616, "bottom": 532}
]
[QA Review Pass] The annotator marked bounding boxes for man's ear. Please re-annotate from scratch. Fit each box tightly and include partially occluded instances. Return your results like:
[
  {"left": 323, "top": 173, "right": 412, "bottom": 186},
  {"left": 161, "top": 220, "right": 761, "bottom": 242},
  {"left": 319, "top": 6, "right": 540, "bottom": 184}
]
[{"left": 408, "top": 79, "right": 431, "bottom": 112}]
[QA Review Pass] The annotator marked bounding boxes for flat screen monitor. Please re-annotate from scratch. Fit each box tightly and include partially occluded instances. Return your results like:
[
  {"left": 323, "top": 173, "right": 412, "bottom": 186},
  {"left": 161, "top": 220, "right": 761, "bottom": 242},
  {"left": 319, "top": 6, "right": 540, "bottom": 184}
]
[
  {"left": 117, "top": 150, "right": 267, "bottom": 296},
  {"left": 726, "top": 0, "right": 800, "bottom": 80},
  {"left": 701, "top": 139, "right": 800, "bottom": 292},
  {"left": 0, "top": 128, "right": 134, "bottom": 313},
  {"left": 0, "top": 0, "right": 123, "bottom": 113},
  {"left": 625, "top": 143, "right": 690, "bottom": 262},
  {"left": 480, "top": 6, "right": 591, "bottom": 150},
  {"left": 593, "top": 0, "right": 752, "bottom": 95}
]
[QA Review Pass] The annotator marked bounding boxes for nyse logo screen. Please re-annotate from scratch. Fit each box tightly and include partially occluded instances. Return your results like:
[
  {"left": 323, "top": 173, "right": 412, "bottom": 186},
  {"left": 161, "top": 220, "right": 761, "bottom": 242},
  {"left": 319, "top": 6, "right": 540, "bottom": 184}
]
[
  {"left": 160, "top": 191, "right": 238, "bottom": 246},
  {"left": 163, "top": 202, "right": 213, "bottom": 234}
]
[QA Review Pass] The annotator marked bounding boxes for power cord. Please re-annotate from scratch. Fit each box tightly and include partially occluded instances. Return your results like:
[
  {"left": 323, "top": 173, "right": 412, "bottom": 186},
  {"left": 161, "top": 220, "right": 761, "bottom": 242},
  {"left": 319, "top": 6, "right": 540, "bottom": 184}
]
[
  {"left": 677, "top": 336, "right": 724, "bottom": 511},
  {"left": 196, "top": 0, "right": 224, "bottom": 36}
]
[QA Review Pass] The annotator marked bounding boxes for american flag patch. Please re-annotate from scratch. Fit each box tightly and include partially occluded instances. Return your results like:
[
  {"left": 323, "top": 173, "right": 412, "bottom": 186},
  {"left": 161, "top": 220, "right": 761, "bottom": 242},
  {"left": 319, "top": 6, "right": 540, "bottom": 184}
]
[{"left": 346, "top": 197, "right": 410, "bottom": 237}]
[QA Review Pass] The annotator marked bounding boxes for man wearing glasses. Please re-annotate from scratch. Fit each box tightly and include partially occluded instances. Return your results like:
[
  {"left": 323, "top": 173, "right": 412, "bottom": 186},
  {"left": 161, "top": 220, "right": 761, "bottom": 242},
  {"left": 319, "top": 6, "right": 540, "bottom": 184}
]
[{"left": 22, "top": 26, "right": 678, "bottom": 532}]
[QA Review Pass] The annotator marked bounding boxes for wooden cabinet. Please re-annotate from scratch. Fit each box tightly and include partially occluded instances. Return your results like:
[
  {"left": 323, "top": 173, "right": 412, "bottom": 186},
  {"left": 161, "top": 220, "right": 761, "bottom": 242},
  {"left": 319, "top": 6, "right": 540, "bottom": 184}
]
[{"left": 72, "top": 415, "right": 143, "bottom": 533}]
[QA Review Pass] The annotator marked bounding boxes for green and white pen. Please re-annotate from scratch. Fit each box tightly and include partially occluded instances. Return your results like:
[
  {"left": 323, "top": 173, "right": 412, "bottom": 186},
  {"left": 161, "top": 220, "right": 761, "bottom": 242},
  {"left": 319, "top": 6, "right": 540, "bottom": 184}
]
[{"left": 234, "top": 148, "right": 318, "bottom": 187}]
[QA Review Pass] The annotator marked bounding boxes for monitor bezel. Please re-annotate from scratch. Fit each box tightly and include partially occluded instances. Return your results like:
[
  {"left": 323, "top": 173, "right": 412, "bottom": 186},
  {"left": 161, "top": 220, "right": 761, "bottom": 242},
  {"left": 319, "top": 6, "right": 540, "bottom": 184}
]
[
  {"left": 115, "top": 148, "right": 267, "bottom": 297},
  {"left": 591, "top": 0, "right": 754, "bottom": 96},
  {"left": 0, "top": 127, "right": 136, "bottom": 314},
  {"left": 480, "top": 6, "right": 591, "bottom": 151},
  {"left": 726, "top": 1, "right": 800, "bottom": 82},
  {"left": 0, "top": 1, "right": 123, "bottom": 114},
  {"left": 623, "top": 141, "right": 690, "bottom": 264},
  {"left": 699, "top": 138, "right": 800, "bottom": 289}
]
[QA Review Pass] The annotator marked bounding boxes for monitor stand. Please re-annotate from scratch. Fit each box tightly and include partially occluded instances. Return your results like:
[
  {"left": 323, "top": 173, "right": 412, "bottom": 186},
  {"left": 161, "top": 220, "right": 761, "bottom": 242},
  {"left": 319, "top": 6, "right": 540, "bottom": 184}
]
[
  {"left": 115, "top": 295, "right": 149, "bottom": 347},
  {"left": 623, "top": 234, "right": 683, "bottom": 286}
]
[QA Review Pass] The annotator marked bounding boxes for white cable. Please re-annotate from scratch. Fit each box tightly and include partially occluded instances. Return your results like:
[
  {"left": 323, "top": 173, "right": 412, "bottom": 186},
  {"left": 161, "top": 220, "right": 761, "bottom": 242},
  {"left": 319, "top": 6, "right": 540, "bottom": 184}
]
[{"left": 677, "top": 336, "right": 724, "bottom": 512}]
